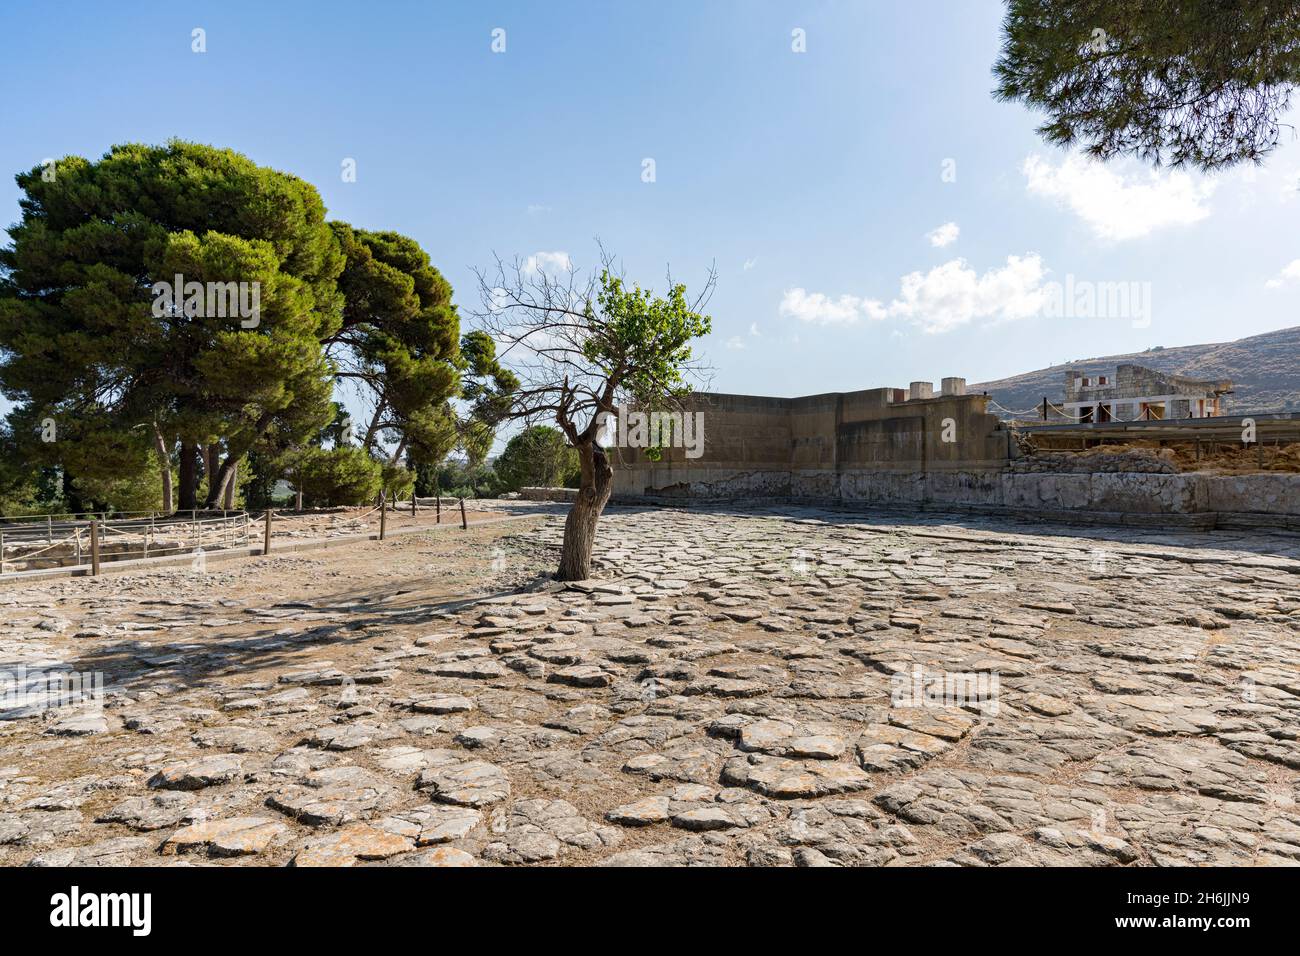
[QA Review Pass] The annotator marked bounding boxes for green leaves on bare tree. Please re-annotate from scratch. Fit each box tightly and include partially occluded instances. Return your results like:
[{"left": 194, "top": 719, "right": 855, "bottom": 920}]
[{"left": 472, "top": 248, "right": 713, "bottom": 580}]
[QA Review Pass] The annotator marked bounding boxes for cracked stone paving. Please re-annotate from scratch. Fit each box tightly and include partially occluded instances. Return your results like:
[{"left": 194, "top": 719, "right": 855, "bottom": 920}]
[{"left": 2, "top": 506, "right": 1298, "bottom": 867}]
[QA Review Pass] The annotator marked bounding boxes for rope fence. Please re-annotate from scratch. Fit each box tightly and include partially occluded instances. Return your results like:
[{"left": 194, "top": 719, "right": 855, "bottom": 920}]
[
  {"left": 0, "top": 498, "right": 486, "bottom": 578},
  {"left": 988, "top": 396, "right": 1213, "bottom": 425}
]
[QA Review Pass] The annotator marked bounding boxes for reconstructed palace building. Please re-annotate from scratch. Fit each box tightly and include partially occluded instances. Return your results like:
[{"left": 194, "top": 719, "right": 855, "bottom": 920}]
[{"left": 1061, "top": 364, "right": 1232, "bottom": 423}]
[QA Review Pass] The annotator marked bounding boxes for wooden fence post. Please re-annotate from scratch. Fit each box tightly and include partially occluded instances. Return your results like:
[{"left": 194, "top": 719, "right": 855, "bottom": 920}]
[
  {"left": 90, "top": 519, "right": 101, "bottom": 576},
  {"left": 411, "top": 495, "right": 417, "bottom": 517},
  {"left": 436, "top": 495, "right": 441, "bottom": 524},
  {"left": 379, "top": 493, "right": 388, "bottom": 541},
  {"left": 460, "top": 497, "right": 468, "bottom": 530},
  {"left": 0, "top": 528, "right": 5, "bottom": 576},
  {"left": 263, "top": 509, "right": 273, "bottom": 555}
]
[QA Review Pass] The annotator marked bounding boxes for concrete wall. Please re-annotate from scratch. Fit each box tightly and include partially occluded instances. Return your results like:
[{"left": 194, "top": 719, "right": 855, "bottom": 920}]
[
  {"left": 639, "top": 469, "right": 1300, "bottom": 527},
  {"left": 609, "top": 389, "right": 1300, "bottom": 527},
  {"left": 612, "top": 388, "right": 1013, "bottom": 497}
]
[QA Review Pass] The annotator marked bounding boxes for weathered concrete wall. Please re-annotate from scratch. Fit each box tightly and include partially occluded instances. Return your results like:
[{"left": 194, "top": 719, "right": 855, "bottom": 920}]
[
  {"left": 621, "top": 468, "right": 1300, "bottom": 526},
  {"left": 1200, "top": 474, "right": 1300, "bottom": 515},
  {"left": 609, "top": 389, "right": 1300, "bottom": 526},
  {"left": 612, "top": 388, "right": 1012, "bottom": 496}
]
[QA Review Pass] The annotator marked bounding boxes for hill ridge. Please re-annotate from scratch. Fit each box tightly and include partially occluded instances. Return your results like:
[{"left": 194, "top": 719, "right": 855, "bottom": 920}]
[{"left": 972, "top": 325, "right": 1300, "bottom": 415}]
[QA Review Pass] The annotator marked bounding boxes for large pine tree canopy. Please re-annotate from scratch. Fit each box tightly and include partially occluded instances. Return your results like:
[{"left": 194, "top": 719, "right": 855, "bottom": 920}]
[
  {"left": 0, "top": 141, "right": 486, "bottom": 512},
  {"left": 994, "top": 0, "right": 1300, "bottom": 169}
]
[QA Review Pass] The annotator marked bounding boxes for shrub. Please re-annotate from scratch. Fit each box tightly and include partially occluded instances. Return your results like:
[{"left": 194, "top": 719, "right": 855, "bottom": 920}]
[
  {"left": 494, "top": 426, "right": 578, "bottom": 492},
  {"left": 292, "top": 446, "right": 382, "bottom": 507}
]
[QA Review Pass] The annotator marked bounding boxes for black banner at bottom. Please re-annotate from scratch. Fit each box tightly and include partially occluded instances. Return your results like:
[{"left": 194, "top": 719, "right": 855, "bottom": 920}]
[{"left": 0, "top": 865, "right": 1281, "bottom": 942}]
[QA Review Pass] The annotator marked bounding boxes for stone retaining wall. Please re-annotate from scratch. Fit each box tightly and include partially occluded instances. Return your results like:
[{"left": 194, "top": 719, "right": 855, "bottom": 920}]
[
  {"left": 614, "top": 469, "right": 1300, "bottom": 529},
  {"left": 519, "top": 487, "right": 579, "bottom": 502},
  {"left": 1007, "top": 451, "right": 1178, "bottom": 474}
]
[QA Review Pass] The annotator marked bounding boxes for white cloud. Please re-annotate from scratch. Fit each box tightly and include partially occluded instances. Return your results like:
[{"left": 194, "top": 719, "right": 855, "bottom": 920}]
[
  {"left": 926, "top": 222, "right": 959, "bottom": 248},
  {"left": 1265, "top": 258, "right": 1300, "bottom": 289},
  {"left": 748, "top": 322, "right": 760, "bottom": 336},
  {"left": 743, "top": 257, "right": 757, "bottom": 271},
  {"left": 526, "top": 204, "right": 552, "bottom": 215},
  {"left": 779, "top": 254, "right": 1049, "bottom": 334},
  {"left": 520, "top": 250, "right": 572, "bottom": 275},
  {"left": 1023, "top": 154, "right": 1214, "bottom": 240},
  {"left": 1283, "top": 169, "right": 1300, "bottom": 203},
  {"left": 886, "top": 255, "right": 1048, "bottom": 333},
  {"left": 779, "top": 288, "right": 868, "bottom": 325},
  {"left": 724, "top": 336, "right": 746, "bottom": 350}
]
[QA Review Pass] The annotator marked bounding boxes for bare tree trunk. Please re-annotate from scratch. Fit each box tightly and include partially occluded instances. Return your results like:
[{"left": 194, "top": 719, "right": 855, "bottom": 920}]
[
  {"left": 153, "top": 423, "right": 174, "bottom": 514},
  {"left": 556, "top": 443, "right": 613, "bottom": 581},
  {"left": 178, "top": 442, "right": 198, "bottom": 511},
  {"left": 222, "top": 459, "right": 238, "bottom": 509}
]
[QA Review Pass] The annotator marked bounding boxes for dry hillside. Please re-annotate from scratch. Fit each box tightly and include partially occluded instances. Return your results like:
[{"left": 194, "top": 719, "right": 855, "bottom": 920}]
[{"left": 973, "top": 325, "right": 1300, "bottom": 415}]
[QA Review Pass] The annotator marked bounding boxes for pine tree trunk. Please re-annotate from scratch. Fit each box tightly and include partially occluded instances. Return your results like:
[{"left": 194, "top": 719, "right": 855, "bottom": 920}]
[
  {"left": 202, "top": 444, "right": 220, "bottom": 502},
  {"left": 222, "top": 459, "right": 238, "bottom": 509},
  {"left": 390, "top": 437, "right": 409, "bottom": 466},
  {"left": 556, "top": 443, "right": 613, "bottom": 581},
  {"left": 178, "top": 443, "right": 198, "bottom": 511},
  {"left": 63, "top": 468, "right": 86, "bottom": 515},
  {"left": 203, "top": 454, "right": 238, "bottom": 509},
  {"left": 152, "top": 425, "right": 173, "bottom": 514}
]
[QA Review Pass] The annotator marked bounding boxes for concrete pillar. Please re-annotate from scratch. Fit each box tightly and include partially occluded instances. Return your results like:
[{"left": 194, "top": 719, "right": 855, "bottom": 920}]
[
  {"left": 940, "top": 377, "right": 967, "bottom": 397},
  {"left": 908, "top": 382, "right": 934, "bottom": 401}
]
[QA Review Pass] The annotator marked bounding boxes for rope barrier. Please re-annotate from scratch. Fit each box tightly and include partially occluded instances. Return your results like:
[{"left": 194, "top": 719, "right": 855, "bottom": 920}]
[
  {"left": 987, "top": 400, "right": 1044, "bottom": 419},
  {"left": 0, "top": 532, "right": 80, "bottom": 561},
  {"left": 0, "top": 505, "right": 458, "bottom": 576}
]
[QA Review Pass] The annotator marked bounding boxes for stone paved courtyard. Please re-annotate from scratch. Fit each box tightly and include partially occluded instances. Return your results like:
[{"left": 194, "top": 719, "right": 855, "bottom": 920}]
[{"left": 2, "top": 506, "right": 1299, "bottom": 867}]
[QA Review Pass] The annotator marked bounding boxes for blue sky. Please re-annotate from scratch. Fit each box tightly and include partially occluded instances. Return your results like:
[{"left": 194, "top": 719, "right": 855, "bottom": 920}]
[{"left": 3, "top": 0, "right": 1299, "bottom": 422}]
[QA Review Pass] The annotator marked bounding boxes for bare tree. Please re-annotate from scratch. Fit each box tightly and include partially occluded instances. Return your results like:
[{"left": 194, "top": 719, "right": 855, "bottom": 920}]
[{"left": 472, "top": 247, "right": 714, "bottom": 580}]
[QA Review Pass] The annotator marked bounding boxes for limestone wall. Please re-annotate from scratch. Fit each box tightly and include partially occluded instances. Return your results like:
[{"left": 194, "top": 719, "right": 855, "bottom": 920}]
[
  {"left": 608, "top": 390, "right": 1300, "bottom": 526},
  {"left": 611, "top": 388, "right": 1012, "bottom": 496},
  {"left": 1200, "top": 474, "right": 1300, "bottom": 515},
  {"left": 616, "top": 467, "right": 1300, "bottom": 527},
  {"left": 519, "top": 487, "right": 579, "bottom": 502}
]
